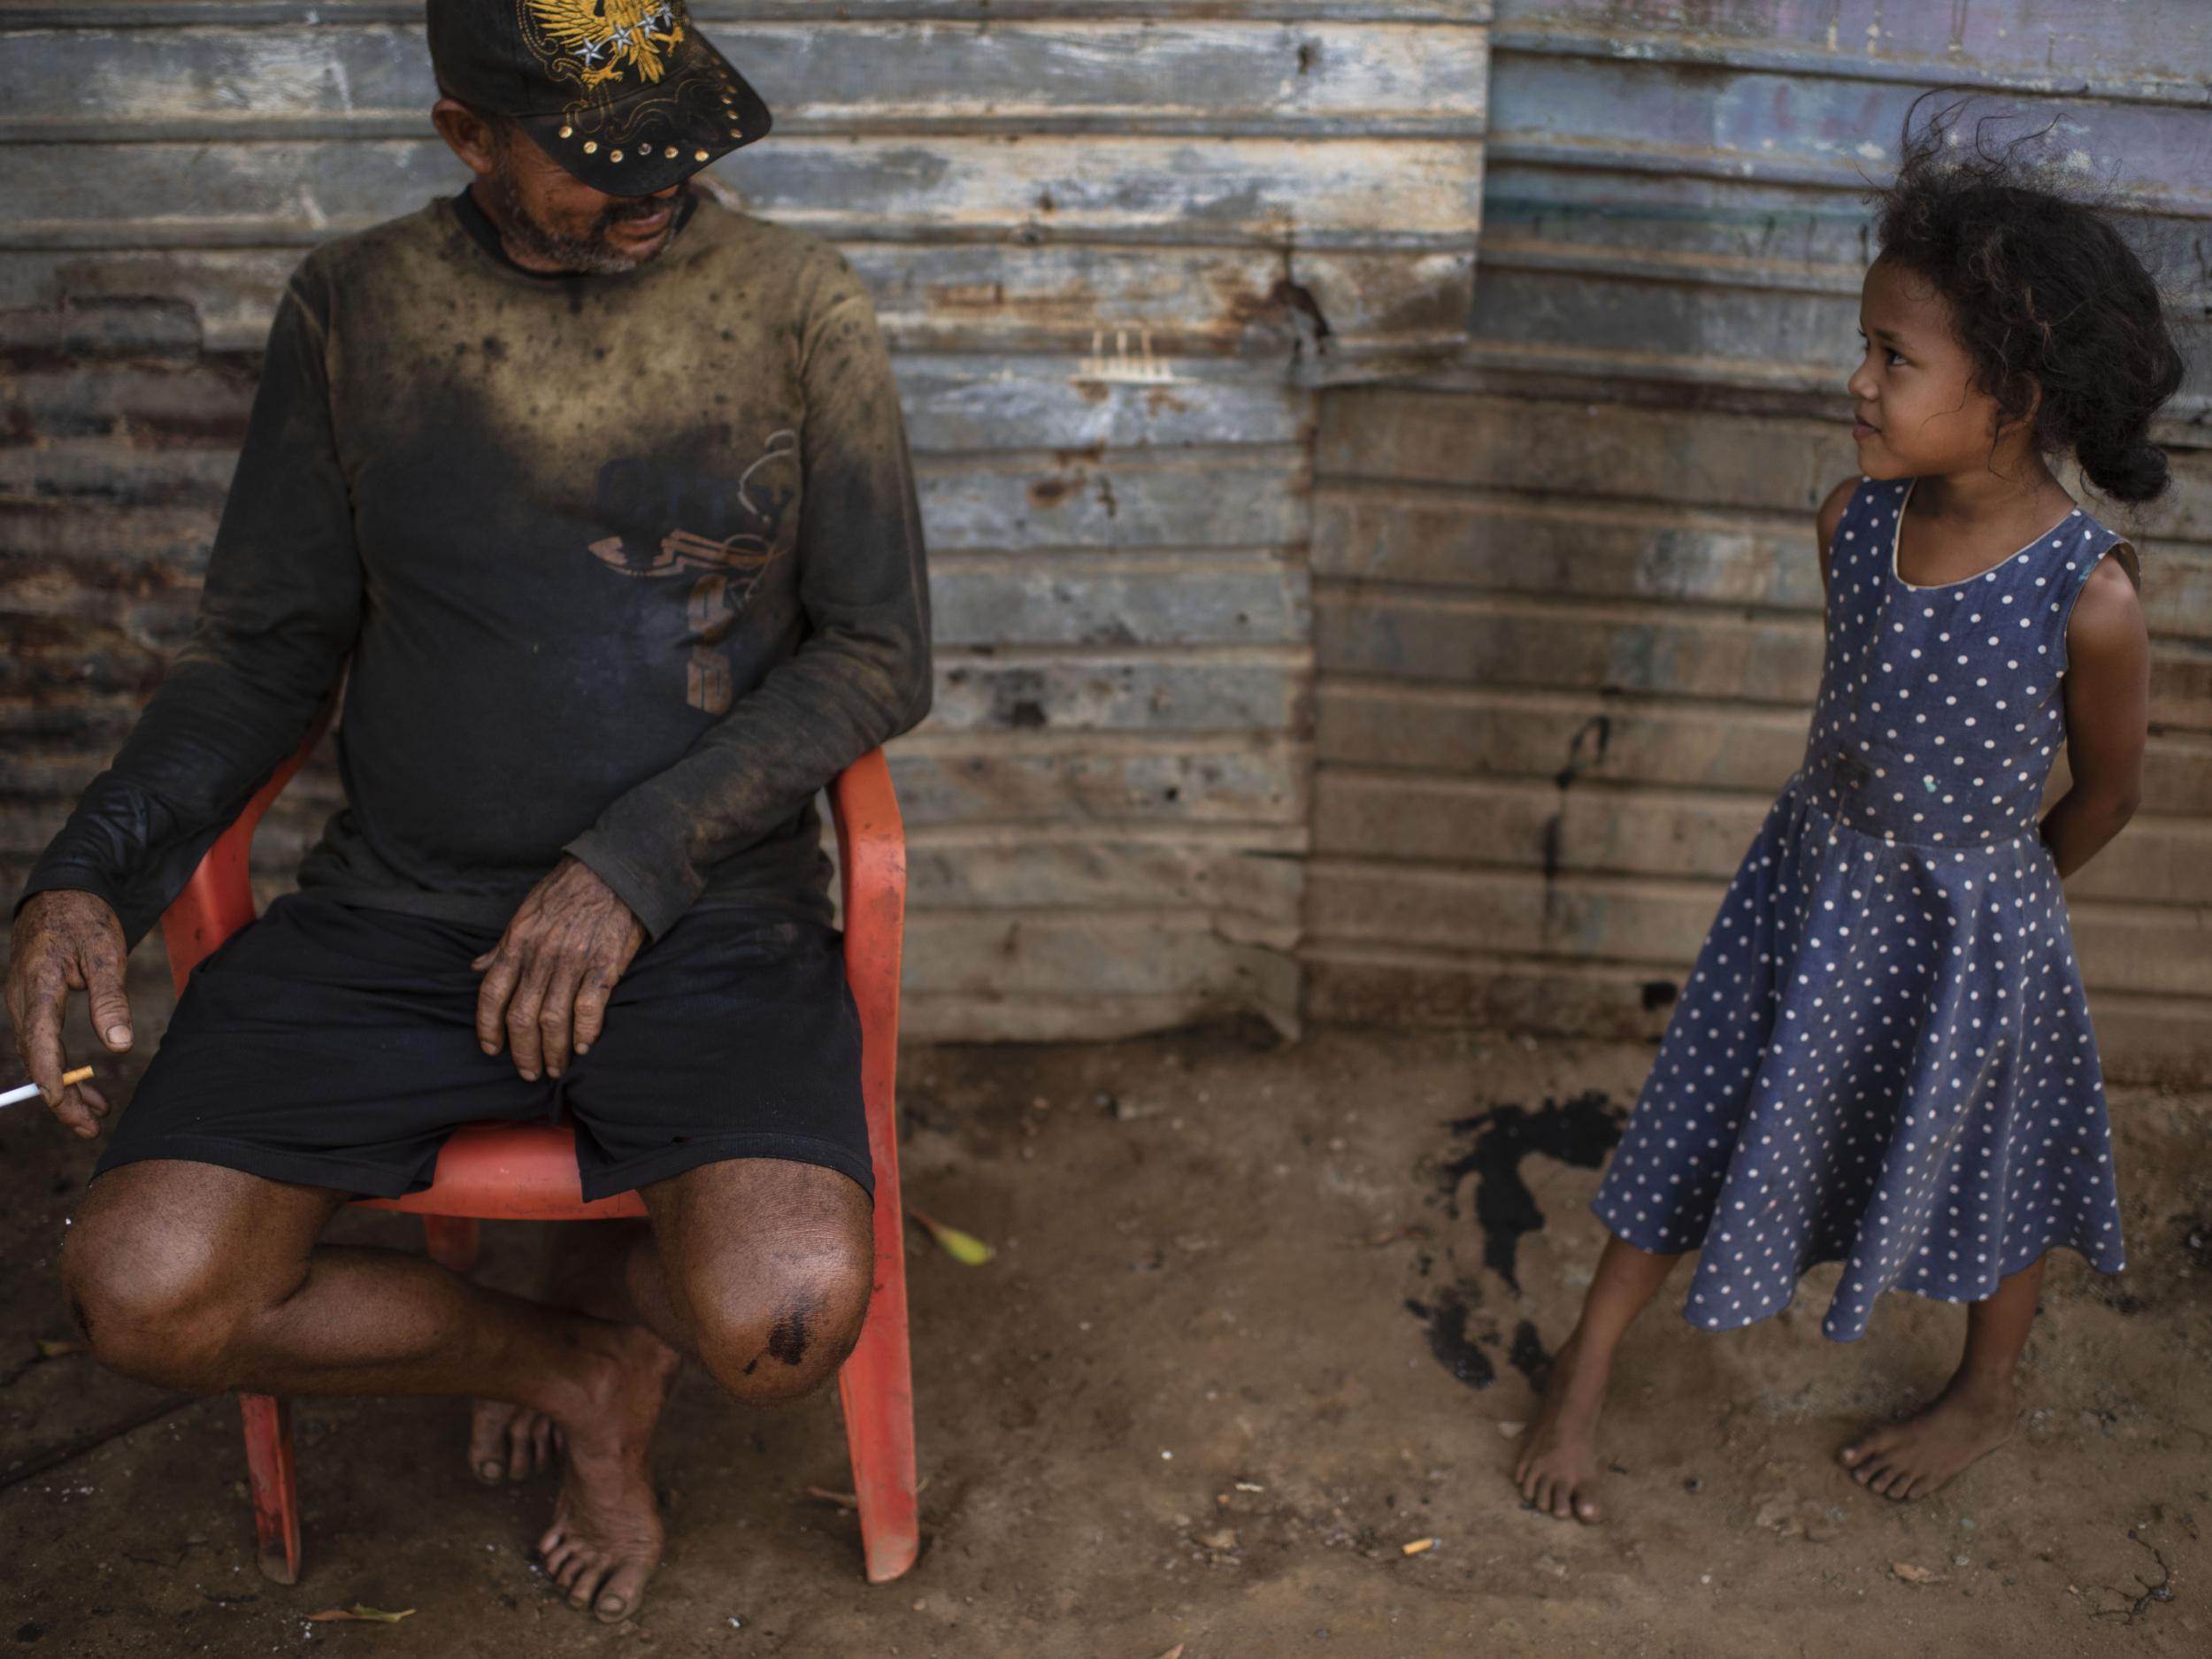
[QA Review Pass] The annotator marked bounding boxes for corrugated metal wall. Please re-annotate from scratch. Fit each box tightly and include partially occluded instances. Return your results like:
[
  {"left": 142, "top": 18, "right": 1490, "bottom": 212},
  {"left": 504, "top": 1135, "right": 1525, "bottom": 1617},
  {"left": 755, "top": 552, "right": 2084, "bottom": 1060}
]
[
  {"left": 0, "top": 1, "right": 1487, "bottom": 1041},
  {"left": 1303, "top": 0, "right": 2212, "bottom": 1080},
  {"left": 11, "top": 2, "right": 2208, "bottom": 1078}
]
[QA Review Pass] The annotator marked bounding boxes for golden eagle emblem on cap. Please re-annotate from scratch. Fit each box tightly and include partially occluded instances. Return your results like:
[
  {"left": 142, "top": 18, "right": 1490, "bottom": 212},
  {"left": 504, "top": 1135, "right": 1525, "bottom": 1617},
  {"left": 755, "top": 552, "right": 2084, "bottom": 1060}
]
[{"left": 520, "top": 0, "right": 686, "bottom": 92}]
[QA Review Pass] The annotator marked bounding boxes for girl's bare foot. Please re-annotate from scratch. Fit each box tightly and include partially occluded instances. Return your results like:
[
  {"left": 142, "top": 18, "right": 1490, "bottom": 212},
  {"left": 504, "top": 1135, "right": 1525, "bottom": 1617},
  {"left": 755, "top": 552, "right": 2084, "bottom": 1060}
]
[
  {"left": 540, "top": 1323, "right": 682, "bottom": 1623},
  {"left": 1514, "top": 1332, "right": 1608, "bottom": 1524},
  {"left": 1839, "top": 1374, "right": 2016, "bottom": 1501},
  {"left": 470, "top": 1399, "right": 559, "bottom": 1485}
]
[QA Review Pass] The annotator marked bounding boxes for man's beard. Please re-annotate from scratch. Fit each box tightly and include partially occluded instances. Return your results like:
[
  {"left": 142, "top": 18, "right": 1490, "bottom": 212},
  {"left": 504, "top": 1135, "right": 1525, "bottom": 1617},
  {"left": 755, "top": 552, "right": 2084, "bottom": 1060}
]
[{"left": 491, "top": 165, "right": 685, "bottom": 275}]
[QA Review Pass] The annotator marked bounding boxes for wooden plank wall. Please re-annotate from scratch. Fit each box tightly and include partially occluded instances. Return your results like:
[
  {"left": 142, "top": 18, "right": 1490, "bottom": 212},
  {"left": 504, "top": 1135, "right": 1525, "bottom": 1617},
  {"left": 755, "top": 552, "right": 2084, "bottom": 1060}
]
[
  {"left": 1303, "top": 0, "right": 2212, "bottom": 1080},
  {"left": 0, "top": 1, "right": 1489, "bottom": 1041}
]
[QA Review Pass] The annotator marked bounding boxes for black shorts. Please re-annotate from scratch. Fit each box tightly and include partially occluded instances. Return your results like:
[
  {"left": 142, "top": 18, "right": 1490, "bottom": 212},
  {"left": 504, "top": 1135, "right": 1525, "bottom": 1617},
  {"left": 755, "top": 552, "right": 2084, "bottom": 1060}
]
[{"left": 98, "top": 892, "right": 871, "bottom": 1203}]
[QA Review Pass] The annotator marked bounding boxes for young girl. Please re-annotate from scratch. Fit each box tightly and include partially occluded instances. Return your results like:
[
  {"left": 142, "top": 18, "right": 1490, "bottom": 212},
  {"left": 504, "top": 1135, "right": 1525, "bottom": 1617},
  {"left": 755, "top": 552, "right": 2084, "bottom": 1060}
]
[{"left": 1516, "top": 113, "right": 2183, "bottom": 1523}]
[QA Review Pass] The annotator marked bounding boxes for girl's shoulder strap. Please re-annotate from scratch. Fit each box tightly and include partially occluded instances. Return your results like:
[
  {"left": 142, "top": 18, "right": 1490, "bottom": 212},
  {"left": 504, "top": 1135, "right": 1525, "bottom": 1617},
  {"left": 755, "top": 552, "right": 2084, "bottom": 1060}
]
[
  {"left": 1828, "top": 475, "right": 1909, "bottom": 583},
  {"left": 2059, "top": 504, "right": 2139, "bottom": 587},
  {"left": 2047, "top": 504, "right": 2140, "bottom": 671}
]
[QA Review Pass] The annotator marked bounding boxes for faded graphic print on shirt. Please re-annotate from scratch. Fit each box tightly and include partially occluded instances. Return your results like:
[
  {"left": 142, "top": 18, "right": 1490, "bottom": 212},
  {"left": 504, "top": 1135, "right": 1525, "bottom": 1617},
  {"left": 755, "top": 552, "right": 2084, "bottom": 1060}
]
[{"left": 589, "top": 431, "right": 800, "bottom": 712}]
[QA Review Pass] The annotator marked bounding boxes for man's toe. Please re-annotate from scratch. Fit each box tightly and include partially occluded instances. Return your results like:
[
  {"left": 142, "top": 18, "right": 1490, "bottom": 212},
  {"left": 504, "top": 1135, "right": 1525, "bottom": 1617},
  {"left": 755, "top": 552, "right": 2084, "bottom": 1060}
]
[
  {"left": 597, "top": 1567, "right": 649, "bottom": 1626},
  {"left": 1573, "top": 1491, "right": 1602, "bottom": 1525},
  {"left": 470, "top": 1412, "right": 508, "bottom": 1484}
]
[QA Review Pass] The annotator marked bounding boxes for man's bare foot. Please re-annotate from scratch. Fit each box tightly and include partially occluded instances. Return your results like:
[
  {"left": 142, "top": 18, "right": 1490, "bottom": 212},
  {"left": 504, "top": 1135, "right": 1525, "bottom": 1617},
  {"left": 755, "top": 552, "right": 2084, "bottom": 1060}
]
[
  {"left": 468, "top": 1222, "right": 645, "bottom": 1483},
  {"left": 1839, "top": 1374, "right": 2016, "bottom": 1501},
  {"left": 471, "top": 1399, "right": 559, "bottom": 1485},
  {"left": 1514, "top": 1331, "right": 1608, "bottom": 1524},
  {"left": 538, "top": 1323, "right": 681, "bottom": 1622}
]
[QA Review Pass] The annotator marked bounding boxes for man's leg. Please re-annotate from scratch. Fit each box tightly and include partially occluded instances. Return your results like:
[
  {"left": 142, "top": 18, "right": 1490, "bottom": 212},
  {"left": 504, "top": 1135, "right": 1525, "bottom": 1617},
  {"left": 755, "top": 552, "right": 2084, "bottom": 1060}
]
[
  {"left": 65, "top": 1158, "right": 675, "bottom": 1622},
  {"left": 480, "top": 1160, "right": 870, "bottom": 1601},
  {"left": 469, "top": 1158, "right": 872, "bottom": 1486},
  {"left": 641, "top": 1156, "right": 875, "bottom": 1395},
  {"left": 495, "top": 1160, "right": 873, "bottom": 1388}
]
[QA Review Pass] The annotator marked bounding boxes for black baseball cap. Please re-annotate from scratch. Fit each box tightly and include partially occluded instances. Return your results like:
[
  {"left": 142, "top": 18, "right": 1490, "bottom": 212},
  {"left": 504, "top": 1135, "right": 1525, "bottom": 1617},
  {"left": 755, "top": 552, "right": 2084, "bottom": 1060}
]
[{"left": 428, "top": 0, "right": 772, "bottom": 197}]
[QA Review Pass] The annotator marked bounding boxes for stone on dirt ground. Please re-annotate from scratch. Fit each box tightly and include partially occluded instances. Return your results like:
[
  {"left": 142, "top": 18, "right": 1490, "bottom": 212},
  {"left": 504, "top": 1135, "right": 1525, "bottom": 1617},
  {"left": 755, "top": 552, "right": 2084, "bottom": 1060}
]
[{"left": 2, "top": 1015, "right": 2207, "bottom": 1658}]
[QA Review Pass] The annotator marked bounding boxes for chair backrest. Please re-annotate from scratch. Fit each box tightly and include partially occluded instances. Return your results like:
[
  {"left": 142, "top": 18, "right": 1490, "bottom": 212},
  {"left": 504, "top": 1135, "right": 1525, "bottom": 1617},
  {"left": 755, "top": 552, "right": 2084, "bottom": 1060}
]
[{"left": 159, "top": 709, "right": 334, "bottom": 993}]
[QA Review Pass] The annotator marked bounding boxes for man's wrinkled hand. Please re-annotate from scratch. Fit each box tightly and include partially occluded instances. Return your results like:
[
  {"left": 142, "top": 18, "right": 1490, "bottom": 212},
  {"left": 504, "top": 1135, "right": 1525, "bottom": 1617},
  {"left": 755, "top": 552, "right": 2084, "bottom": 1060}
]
[
  {"left": 474, "top": 856, "right": 645, "bottom": 1081},
  {"left": 5, "top": 890, "right": 129, "bottom": 1138}
]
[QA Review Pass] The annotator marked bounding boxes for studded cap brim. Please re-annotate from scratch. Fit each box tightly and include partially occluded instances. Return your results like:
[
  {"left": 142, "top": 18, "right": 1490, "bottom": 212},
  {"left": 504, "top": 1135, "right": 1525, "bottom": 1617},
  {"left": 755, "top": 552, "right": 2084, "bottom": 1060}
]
[{"left": 518, "top": 27, "right": 771, "bottom": 198}]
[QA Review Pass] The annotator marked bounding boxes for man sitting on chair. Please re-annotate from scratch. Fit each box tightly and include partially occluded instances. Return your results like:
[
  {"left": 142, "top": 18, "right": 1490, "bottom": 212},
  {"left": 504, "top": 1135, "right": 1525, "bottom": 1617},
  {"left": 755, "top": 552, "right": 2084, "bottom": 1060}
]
[{"left": 3, "top": 0, "right": 928, "bottom": 1622}]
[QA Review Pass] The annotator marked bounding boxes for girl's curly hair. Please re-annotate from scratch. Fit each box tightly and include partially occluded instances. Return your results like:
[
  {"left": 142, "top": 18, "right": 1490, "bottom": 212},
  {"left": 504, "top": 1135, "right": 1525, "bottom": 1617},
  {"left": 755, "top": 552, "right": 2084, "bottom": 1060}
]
[{"left": 1872, "top": 96, "right": 2185, "bottom": 503}]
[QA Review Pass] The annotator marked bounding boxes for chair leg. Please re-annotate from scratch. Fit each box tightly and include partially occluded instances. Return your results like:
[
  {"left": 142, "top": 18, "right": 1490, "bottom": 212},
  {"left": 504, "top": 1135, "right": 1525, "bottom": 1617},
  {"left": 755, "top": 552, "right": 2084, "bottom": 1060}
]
[
  {"left": 239, "top": 1394, "right": 302, "bottom": 1585},
  {"left": 836, "top": 1160, "right": 919, "bottom": 1584},
  {"left": 422, "top": 1216, "right": 481, "bottom": 1273}
]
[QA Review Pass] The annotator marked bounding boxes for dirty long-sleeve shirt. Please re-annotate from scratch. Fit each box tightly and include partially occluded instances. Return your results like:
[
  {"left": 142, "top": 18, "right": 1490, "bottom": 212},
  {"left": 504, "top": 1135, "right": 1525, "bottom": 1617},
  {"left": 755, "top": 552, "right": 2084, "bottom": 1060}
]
[{"left": 22, "top": 192, "right": 933, "bottom": 945}]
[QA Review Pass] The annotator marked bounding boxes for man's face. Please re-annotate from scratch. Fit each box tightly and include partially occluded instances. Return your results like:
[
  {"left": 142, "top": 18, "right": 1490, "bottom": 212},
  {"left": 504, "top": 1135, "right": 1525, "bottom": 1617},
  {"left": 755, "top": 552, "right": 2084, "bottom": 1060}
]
[
  {"left": 432, "top": 96, "right": 688, "bottom": 275},
  {"left": 486, "top": 118, "right": 687, "bottom": 273}
]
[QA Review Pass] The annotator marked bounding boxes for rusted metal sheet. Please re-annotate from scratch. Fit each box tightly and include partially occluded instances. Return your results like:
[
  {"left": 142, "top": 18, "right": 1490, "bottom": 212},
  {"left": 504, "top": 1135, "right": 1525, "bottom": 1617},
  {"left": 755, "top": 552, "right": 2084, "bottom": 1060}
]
[
  {"left": 0, "top": 0, "right": 1486, "bottom": 1050},
  {"left": 1316, "top": 769, "right": 2212, "bottom": 907},
  {"left": 6, "top": 134, "right": 1485, "bottom": 250},
  {"left": 1315, "top": 587, "right": 1825, "bottom": 703},
  {"left": 1, "top": 21, "right": 1489, "bottom": 138},
  {"left": 1494, "top": 0, "right": 2212, "bottom": 101},
  {"left": 930, "top": 553, "right": 1310, "bottom": 648},
  {"left": 917, "top": 448, "right": 1310, "bottom": 552},
  {"left": 904, "top": 826, "right": 1303, "bottom": 939},
  {"left": 888, "top": 732, "right": 1306, "bottom": 826},
  {"left": 8, "top": 3, "right": 1489, "bottom": 25},
  {"left": 0, "top": 242, "right": 1474, "bottom": 357},
  {"left": 1309, "top": 857, "right": 2212, "bottom": 1002}
]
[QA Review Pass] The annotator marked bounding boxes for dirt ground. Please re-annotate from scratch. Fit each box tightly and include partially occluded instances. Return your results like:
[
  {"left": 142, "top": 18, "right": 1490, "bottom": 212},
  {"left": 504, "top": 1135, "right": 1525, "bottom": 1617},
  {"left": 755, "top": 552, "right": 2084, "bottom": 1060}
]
[{"left": 4, "top": 995, "right": 2208, "bottom": 1659}]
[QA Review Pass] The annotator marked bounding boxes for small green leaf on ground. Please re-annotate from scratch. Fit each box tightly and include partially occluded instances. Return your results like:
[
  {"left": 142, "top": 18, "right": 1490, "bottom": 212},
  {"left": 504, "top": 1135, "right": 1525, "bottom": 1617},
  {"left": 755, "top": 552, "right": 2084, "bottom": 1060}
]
[
  {"left": 35, "top": 1339, "right": 82, "bottom": 1359},
  {"left": 908, "top": 1210, "right": 995, "bottom": 1265},
  {"left": 306, "top": 1605, "right": 416, "bottom": 1623}
]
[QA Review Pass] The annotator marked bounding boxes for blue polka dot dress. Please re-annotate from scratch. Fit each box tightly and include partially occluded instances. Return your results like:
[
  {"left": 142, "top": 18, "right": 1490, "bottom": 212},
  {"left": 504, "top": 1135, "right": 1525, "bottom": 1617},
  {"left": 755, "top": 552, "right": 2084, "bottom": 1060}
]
[{"left": 1593, "top": 478, "right": 2131, "bottom": 1340}]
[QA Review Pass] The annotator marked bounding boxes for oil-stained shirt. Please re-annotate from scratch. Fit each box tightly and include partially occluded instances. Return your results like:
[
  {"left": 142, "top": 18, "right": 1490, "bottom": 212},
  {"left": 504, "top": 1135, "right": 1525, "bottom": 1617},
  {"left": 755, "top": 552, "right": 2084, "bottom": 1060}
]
[{"left": 22, "top": 191, "right": 932, "bottom": 944}]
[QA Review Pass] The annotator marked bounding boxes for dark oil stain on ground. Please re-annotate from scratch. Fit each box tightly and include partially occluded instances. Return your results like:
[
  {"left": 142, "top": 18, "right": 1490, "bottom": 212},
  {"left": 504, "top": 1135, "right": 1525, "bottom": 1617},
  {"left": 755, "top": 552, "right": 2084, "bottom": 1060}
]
[
  {"left": 1431, "top": 1091, "right": 1627, "bottom": 1291},
  {"left": 1403, "top": 1285, "right": 1495, "bottom": 1390},
  {"left": 1509, "top": 1319, "right": 1551, "bottom": 1388}
]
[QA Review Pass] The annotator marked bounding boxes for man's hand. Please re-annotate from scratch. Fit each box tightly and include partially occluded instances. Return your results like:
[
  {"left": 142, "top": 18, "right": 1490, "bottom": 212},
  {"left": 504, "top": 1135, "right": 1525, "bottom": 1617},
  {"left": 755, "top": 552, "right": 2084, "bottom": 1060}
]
[
  {"left": 474, "top": 857, "right": 646, "bottom": 1081},
  {"left": 5, "top": 890, "right": 129, "bottom": 1138}
]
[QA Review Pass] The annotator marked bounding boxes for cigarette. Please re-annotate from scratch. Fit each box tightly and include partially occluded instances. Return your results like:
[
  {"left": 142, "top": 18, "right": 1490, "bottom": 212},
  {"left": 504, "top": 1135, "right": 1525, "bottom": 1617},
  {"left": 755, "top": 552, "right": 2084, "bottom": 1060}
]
[{"left": 0, "top": 1066, "right": 93, "bottom": 1108}]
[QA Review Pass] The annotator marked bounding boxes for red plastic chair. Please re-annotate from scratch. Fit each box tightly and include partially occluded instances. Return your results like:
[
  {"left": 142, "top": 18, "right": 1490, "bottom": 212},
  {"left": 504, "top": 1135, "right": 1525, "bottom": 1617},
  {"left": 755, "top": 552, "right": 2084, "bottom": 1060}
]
[{"left": 157, "top": 726, "right": 919, "bottom": 1586}]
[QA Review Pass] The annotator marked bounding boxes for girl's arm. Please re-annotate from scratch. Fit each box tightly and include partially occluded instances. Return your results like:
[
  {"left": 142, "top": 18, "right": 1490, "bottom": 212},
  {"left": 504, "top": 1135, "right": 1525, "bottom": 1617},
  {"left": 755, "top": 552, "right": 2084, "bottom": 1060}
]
[
  {"left": 1815, "top": 478, "right": 1855, "bottom": 593},
  {"left": 2044, "top": 557, "right": 2149, "bottom": 880}
]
